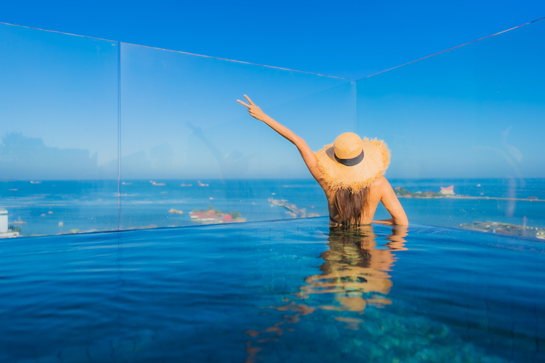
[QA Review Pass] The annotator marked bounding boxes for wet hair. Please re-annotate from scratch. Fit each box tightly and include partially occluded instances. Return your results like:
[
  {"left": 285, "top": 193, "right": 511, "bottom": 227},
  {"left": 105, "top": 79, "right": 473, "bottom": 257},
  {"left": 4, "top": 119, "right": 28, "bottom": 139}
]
[{"left": 332, "top": 187, "right": 369, "bottom": 227}]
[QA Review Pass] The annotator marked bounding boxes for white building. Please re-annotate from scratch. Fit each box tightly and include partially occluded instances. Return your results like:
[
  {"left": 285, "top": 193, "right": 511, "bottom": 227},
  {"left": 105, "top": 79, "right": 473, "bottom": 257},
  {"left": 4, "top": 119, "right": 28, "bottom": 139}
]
[
  {"left": 0, "top": 209, "right": 7, "bottom": 233},
  {"left": 0, "top": 209, "right": 19, "bottom": 238}
]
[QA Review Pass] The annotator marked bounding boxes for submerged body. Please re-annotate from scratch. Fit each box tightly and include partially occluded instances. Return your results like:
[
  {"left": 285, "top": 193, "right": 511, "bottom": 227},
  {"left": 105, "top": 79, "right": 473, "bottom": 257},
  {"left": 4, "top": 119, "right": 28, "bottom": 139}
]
[{"left": 237, "top": 95, "right": 408, "bottom": 226}]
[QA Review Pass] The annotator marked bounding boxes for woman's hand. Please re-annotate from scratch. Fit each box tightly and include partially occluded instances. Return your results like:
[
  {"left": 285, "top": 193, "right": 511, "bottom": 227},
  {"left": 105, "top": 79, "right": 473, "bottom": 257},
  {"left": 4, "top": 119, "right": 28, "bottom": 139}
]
[
  {"left": 237, "top": 95, "right": 269, "bottom": 122},
  {"left": 236, "top": 94, "right": 325, "bottom": 186}
]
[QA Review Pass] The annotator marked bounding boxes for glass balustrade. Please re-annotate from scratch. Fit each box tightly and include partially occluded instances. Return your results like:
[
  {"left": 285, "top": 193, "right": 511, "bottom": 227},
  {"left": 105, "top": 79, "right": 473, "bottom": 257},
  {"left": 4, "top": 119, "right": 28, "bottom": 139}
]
[
  {"left": 0, "top": 23, "right": 355, "bottom": 236},
  {"left": 0, "top": 23, "right": 119, "bottom": 237},
  {"left": 356, "top": 18, "right": 545, "bottom": 238},
  {"left": 1, "top": 18, "right": 543, "bottom": 239}
]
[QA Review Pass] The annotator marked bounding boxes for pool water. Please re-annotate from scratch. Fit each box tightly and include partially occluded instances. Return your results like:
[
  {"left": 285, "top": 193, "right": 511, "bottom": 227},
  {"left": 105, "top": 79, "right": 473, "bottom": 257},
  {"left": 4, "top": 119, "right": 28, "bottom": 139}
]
[{"left": 0, "top": 218, "right": 543, "bottom": 362}]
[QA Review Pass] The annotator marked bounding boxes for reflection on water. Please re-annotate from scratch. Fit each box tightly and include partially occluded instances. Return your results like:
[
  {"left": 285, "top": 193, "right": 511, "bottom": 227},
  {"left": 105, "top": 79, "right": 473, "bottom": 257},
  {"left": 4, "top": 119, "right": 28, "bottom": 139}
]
[
  {"left": 0, "top": 218, "right": 539, "bottom": 362},
  {"left": 245, "top": 224, "right": 407, "bottom": 362},
  {"left": 303, "top": 225, "right": 407, "bottom": 313}
]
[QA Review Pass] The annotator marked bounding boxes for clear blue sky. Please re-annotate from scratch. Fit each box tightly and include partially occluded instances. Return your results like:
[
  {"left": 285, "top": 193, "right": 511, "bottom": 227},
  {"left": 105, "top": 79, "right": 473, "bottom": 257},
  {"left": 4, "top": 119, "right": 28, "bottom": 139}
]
[
  {"left": 0, "top": 1, "right": 544, "bottom": 180},
  {"left": 357, "top": 18, "right": 545, "bottom": 179},
  {"left": 1, "top": 0, "right": 544, "bottom": 80}
]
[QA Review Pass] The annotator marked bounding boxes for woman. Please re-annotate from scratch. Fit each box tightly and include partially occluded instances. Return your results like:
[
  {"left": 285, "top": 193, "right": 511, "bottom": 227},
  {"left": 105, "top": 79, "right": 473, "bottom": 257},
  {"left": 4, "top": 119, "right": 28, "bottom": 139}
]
[{"left": 237, "top": 95, "right": 408, "bottom": 227}]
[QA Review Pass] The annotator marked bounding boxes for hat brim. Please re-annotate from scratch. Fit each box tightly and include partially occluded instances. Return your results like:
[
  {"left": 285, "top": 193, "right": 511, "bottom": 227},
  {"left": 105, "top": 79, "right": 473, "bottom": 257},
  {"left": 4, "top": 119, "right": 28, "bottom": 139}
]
[{"left": 314, "top": 138, "right": 390, "bottom": 192}]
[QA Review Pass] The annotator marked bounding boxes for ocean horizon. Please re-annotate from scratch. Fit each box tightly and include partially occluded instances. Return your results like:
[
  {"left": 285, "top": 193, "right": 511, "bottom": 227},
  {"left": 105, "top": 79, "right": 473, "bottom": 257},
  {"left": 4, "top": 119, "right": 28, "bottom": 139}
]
[{"left": 2, "top": 178, "right": 544, "bottom": 237}]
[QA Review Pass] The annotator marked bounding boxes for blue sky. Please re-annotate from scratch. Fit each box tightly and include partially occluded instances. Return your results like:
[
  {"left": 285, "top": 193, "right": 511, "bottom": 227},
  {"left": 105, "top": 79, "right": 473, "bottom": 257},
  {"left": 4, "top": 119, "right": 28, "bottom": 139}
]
[
  {"left": 1, "top": 0, "right": 544, "bottom": 80},
  {"left": 357, "top": 19, "right": 545, "bottom": 179},
  {"left": 0, "top": 1, "right": 544, "bottom": 180}
]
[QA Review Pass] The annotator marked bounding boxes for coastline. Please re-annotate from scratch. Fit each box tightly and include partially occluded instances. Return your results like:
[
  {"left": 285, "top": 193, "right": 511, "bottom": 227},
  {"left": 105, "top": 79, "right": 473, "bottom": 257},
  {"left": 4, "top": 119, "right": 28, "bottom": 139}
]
[{"left": 398, "top": 195, "right": 544, "bottom": 202}]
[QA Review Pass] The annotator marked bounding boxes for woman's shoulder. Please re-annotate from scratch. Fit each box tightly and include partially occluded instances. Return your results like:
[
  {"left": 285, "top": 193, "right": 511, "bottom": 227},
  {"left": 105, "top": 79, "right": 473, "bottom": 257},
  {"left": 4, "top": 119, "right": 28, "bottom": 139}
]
[
  {"left": 371, "top": 176, "right": 389, "bottom": 189},
  {"left": 370, "top": 177, "right": 394, "bottom": 200}
]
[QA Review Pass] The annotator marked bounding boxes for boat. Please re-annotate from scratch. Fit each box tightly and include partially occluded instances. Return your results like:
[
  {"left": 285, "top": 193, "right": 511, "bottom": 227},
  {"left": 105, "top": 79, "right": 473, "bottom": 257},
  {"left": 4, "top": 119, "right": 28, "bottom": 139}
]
[
  {"left": 197, "top": 180, "right": 209, "bottom": 187},
  {"left": 30, "top": 181, "right": 42, "bottom": 184},
  {"left": 152, "top": 182, "right": 165, "bottom": 186},
  {"left": 180, "top": 184, "right": 193, "bottom": 187},
  {"left": 122, "top": 182, "right": 132, "bottom": 185},
  {"left": 8, "top": 189, "right": 17, "bottom": 191},
  {"left": 12, "top": 217, "right": 27, "bottom": 225}
]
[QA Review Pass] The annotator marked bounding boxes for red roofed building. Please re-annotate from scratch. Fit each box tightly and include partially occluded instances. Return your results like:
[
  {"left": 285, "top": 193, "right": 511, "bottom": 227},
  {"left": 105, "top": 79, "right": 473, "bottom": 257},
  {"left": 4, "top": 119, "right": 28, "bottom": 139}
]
[
  {"left": 222, "top": 214, "right": 233, "bottom": 222},
  {"left": 189, "top": 209, "right": 244, "bottom": 224},
  {"left": 440, "top": 185, "right": 455, "bottom": 195},
  {"left": 189, "top": 210, "right": 217, "bottom": 222}
]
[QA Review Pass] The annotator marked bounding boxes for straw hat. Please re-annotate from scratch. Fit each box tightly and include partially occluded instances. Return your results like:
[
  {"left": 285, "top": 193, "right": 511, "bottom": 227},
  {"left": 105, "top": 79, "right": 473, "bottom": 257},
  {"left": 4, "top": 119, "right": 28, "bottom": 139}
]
[{"left": 314, "top": 132, "right": 390, "bottom": 192}]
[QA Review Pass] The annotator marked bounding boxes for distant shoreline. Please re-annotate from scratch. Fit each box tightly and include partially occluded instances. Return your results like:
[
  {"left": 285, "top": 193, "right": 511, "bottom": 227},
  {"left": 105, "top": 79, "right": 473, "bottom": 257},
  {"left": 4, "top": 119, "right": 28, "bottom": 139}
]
[{"left": 398, "top": 195, "right": 544, "bottom": 202}]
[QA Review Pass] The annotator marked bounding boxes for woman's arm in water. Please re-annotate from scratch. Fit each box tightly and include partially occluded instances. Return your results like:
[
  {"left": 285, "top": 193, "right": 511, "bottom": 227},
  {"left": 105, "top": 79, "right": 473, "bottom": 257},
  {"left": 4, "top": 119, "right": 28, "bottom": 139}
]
[
  {"left": 372, "top": 177, "right": 409, "bottom": 226},
  {"left": 237, "top": 95, "right": 325, "bottom": 185}
]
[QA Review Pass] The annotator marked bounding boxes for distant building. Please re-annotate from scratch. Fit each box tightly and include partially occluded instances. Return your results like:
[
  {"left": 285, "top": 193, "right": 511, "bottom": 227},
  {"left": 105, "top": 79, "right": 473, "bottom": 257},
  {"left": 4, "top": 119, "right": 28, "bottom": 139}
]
[
  {"left": 0, "top": 209, "right": 7, "bottom": 233},
  {"left": 440, "top": 185, "right": 455, "bottom": 195},
  {"left": 0, "top": 209, "right": 20, "bottom": 238},
  {"left": 189, "top": 209, "right": 244, "bottom": 224}
]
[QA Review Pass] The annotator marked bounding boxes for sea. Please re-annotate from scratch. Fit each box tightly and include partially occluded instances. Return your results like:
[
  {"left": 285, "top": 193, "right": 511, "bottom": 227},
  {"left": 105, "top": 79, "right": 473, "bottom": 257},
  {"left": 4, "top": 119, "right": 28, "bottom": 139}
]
[{"left": 1, "top": 178, "right": 544, "bottom": 237}]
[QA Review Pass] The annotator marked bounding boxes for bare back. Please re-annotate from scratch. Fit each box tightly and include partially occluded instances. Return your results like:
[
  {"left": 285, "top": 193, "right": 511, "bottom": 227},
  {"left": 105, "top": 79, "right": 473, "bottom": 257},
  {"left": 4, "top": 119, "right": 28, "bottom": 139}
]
[{"left": 324, "top": 176, "right": 408, "bottom": 227}]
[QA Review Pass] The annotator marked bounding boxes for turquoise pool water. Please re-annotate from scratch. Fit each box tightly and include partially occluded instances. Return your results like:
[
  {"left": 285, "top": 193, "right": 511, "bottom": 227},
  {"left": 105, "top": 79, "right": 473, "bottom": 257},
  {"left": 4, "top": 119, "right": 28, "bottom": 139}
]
[{"left": 0, "top": 218, "right": 543, "bottom": 362}]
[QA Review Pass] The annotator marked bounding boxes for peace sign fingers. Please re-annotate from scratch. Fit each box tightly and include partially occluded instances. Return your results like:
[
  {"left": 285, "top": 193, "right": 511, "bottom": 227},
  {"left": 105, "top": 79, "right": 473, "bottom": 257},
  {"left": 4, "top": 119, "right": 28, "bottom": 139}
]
[
  {"left": 237, "top": 94, "right": 255, "bottom": 108},
  {"left": 237, "top": 99, "right": 251, "bottom": 108},
  {"left": 243, "top": 95, "right": 254, "bottom": 105},
  {"left": 237, "top": 94, "right": 267, "bottom": 122}
]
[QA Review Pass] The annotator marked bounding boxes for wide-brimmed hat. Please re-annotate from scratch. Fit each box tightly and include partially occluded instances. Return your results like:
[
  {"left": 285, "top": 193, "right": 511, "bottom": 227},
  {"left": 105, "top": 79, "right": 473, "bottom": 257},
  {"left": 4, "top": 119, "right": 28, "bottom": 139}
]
[{"left": 314, "top": 132, "right": 390, "bottom": 192}]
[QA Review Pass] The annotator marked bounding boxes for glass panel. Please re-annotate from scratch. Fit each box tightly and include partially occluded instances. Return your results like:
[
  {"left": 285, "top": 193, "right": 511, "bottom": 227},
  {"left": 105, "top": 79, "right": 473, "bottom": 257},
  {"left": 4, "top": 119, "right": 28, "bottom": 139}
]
[
  {"left": 356, "top": 19, "right": 545, "bottom": 236},
  {"left": 120, "top": 43, "right": 354, "bottom": 229},
  {"left": 0, "top": 23, "right": 119, "bottom": 237}
]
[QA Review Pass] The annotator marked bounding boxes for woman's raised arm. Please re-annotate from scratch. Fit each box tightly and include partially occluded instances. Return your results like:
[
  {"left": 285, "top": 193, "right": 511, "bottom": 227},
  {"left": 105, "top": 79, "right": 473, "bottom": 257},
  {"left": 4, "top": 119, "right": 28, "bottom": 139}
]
[{"left": 237, "top": 95, "right": 324, "bottom": 185}]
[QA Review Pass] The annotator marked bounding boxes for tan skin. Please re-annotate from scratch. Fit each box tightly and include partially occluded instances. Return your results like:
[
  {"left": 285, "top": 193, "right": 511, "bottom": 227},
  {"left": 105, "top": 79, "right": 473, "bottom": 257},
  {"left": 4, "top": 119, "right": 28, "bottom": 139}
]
[{"left": 237, "top": 95, "right": 408, "bottom": 226}]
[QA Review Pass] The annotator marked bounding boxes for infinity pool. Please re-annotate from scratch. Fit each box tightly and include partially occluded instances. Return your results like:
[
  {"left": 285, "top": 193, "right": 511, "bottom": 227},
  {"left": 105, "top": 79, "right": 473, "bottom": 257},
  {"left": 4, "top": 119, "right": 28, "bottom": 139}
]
[{"left": 0, "top": 218, "right": 543, "bottom": 362}]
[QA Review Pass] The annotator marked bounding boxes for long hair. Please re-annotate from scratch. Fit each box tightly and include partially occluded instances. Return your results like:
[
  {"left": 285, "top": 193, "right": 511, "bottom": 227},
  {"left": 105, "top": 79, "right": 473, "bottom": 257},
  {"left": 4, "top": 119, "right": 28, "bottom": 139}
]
[{"left": 332, "top": 187, "right": 369, "bottom": 227}]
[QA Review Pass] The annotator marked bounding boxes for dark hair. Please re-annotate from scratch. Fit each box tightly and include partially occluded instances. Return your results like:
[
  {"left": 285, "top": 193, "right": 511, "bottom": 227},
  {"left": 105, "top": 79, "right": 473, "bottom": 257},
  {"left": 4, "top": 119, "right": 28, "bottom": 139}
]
[{"left": 332, "top": 187, "right": 369, "bottom": 227}]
